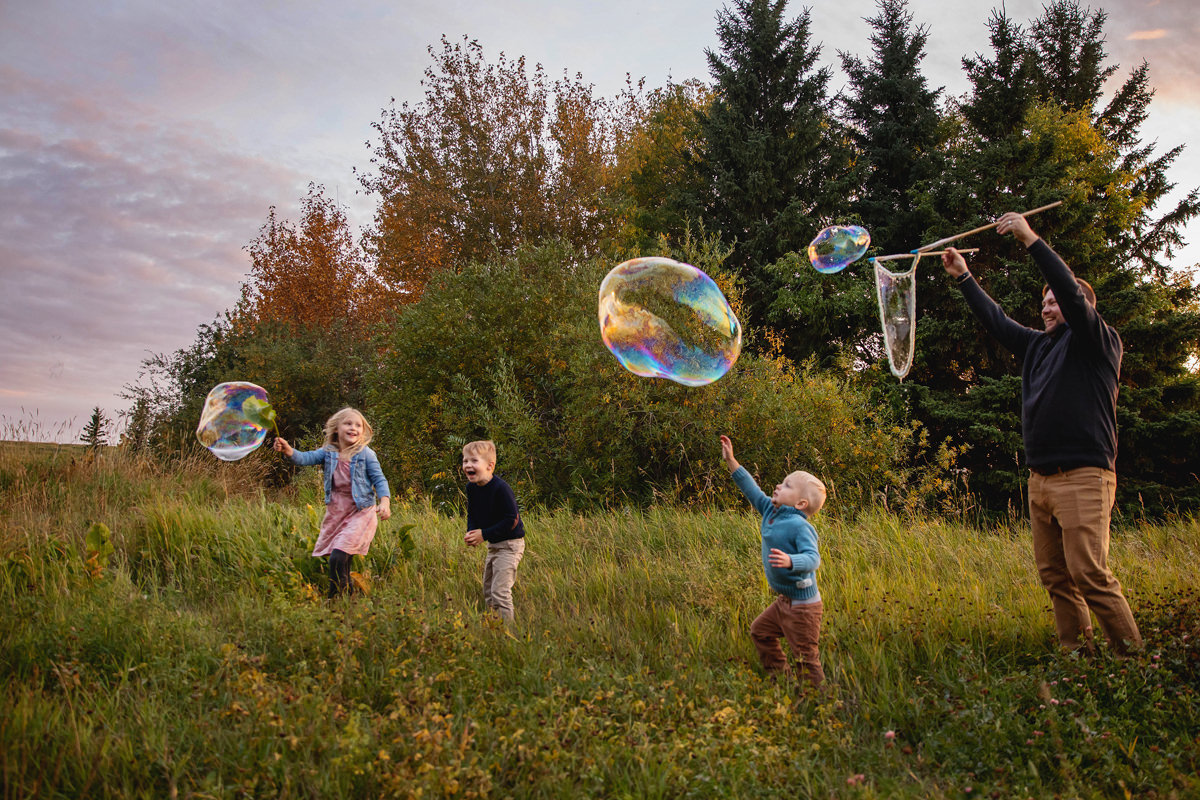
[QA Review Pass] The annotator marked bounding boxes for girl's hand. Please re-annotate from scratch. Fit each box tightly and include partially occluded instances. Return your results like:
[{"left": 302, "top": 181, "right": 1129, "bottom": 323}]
[
  {"left": 377, "top": 497, "right": 392, "bottom": 520},
  {"left": 273, "top": 437, "right": 294, "bottom": 457},
  {"left": 767, "top": 548, "right": 792, "bottom": 569},
  {"left": 464, "top": 529, "right": 483, "bottom": 547}
]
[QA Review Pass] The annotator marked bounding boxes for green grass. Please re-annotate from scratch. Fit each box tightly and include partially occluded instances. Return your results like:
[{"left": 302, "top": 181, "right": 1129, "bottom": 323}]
[{"left": 2, "top": 444, "right": 1198, "bottom": 798}]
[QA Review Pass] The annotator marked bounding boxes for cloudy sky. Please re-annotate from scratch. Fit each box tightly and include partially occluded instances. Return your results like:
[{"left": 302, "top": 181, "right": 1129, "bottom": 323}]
[{"left": 2, "top": 0, "right": 1197, "bottom": 441}]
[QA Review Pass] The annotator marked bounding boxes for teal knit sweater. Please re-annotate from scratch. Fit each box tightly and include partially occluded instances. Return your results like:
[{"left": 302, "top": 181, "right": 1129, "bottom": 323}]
[{"left": 732, "top": 466, "right": 821, "bottom": 602}]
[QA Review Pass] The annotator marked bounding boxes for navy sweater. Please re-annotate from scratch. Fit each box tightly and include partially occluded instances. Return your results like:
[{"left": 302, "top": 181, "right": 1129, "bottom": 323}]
[
  {"left": 466, "top": 475, "right": 525, "bottom": 543},
  {"left": 958, "top": 239, "right": 1121, "bottom": 472}
]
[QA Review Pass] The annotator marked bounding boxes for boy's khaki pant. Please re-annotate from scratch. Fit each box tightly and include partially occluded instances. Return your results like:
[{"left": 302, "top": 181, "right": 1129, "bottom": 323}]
[
  {"left": 1029, "top": 467, "right": 1141, "bottom": 655},
  {"left": 483, "top": 538, "right": 525, "bottom": 621},
  {"left": 750, "top": 596, "right": 824, "bottom": 688}
]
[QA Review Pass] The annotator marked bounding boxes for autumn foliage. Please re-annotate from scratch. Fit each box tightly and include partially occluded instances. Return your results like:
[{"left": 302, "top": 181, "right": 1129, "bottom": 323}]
[{"left": 237, "top": 184, "right": 398, "bottom": 333}]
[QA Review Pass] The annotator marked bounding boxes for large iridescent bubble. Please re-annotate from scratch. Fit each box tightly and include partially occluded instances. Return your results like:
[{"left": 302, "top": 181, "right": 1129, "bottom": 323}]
[
  {"left": 807, "top": 225, "right": 871, "bottom": 273},
  {"left": 196, "top": 382, "right": 277, "bottom": 461},
  {"left": 598, "top": 257, "right": 741, "bottom": 387}
]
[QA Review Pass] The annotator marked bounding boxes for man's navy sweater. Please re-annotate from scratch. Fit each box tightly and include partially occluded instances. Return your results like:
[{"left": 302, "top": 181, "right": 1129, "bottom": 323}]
[{"left": 957, "top": 239, "right": 1121, "bottom": 472}]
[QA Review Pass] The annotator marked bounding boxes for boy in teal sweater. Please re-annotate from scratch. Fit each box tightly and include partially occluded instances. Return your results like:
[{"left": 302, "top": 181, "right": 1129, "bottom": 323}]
[{"left": 720, "top": 435, "right": 827, "bottom": 689}]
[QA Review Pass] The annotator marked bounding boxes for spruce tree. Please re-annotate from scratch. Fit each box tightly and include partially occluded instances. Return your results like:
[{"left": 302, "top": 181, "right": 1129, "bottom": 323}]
[
  {"left": 960, "top": 10, "right": 1037, "bottom": 144},
  {"left": 839, "top": 0, "right": 943, "bottom": 256},
  {"left": 765, "top": 0, "right": 946, "bottom": 370},
  {"left": 698, "top": 0, "right": 852, "bottom": 337},
  {"left": 913, "top": 0, "right": 1200, "bottom": 514},
  {"left": 80, "top": 407, "right": 108, "bottom": 451}
]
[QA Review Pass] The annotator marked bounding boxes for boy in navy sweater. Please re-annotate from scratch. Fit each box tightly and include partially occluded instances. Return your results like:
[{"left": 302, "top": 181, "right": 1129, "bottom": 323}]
[
  {"left": 720, "top": 435, "right": 827, "bottom": 689},
  {"left": 462, "top": 440, "right": 526, "bottom": 621}
]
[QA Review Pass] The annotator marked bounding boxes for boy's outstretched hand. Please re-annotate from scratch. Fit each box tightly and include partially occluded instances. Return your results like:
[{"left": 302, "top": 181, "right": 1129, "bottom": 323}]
[
  {"left": 273, "top": 437, "right": 294, "bottom": 457},
  {"left": 719, "top": 434, "right": 740, "bottom": 472}
]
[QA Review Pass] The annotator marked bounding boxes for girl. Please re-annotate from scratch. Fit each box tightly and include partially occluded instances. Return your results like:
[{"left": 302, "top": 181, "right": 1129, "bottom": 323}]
[{"left": 274, "top": 407, "right": 391, "bottom": 597}]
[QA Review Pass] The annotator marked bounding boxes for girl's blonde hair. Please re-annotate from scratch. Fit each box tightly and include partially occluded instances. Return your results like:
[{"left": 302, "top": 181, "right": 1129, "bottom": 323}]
[{"left": 322, "top": 407, "right": 374, "bottom": 455}]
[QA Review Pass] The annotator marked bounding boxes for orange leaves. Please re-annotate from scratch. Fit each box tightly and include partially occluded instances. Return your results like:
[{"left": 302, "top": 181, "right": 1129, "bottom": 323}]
[
  {"left": 238, "top": 184, "right": 400, "bottom": 336},
  {"left": 360, "top": 36, "right": 635, "bottom": 296}
]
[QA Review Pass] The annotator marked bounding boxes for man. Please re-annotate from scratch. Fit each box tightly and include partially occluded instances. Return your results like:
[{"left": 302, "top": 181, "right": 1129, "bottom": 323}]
[{"left": 941, "top": 211, "right": 1141, "bottom": 655}]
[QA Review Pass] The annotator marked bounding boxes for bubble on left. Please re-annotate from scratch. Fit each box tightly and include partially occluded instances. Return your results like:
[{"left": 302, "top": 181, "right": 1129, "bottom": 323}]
[
  {"left": 196, "top": 382, "right": 276, "bottom": 461},
  {"left": 598, "top": 257, "right": 741, "bottom": 387}
]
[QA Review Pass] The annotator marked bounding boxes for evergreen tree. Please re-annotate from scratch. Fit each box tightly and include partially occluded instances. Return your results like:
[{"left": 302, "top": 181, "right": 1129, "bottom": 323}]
[
  {"left": 1028, "top": 1, "right": 1115, "bottom": 114},
  {"left": 912, "top": 0, "right": 1200, "bottom": 514},
  {"left": 959, "top": 9, "right": 1036, "bottom": 143},
  {"left": 697, "top": 0, "right": 852, "bottom": 337},
  {"left": 839, "top": 0, "right": 943, "bottom": 256},
  {"left": 80, "top": 407, "right": 108, "bottom": 451},
  {"left": 762, "top": 0, "right": 948, "bottom": 371}
]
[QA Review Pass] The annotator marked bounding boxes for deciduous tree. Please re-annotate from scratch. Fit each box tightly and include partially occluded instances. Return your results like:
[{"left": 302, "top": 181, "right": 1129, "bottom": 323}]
[
  {"left": 359, "top": 36, "right": 624, "bottom": 296},
  {"left": 239, "top": 184, "right": 395, "bottom": 332}
]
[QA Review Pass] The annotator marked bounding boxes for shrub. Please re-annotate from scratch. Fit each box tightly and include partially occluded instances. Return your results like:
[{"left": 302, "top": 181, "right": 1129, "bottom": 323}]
[{"left": 368, "top": 243, "right": 952, "bottom": 512}]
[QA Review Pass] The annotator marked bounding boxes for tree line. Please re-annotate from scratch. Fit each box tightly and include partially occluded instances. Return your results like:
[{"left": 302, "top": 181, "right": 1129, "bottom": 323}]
[{"left": 123, "top": 0, "right": 1200, "bottom": 516}]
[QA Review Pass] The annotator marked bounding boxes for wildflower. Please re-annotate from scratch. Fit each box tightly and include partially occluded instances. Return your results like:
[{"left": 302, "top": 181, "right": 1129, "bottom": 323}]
[
  {"left": 846, "top": 773, "right": 866, "bottom": 786},
  {"left": 884, "top": 730, "right": 896, "bottom": 740}
]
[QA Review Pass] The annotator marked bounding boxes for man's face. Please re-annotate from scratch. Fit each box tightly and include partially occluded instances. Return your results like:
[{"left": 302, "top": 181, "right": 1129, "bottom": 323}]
[{"left": 1042, "top": 290, "right": 1065, "bottom": 333}]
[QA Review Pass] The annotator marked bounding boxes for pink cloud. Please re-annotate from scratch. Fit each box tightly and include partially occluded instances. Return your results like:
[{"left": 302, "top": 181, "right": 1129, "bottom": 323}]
[
  {"left": 0, "top": 67, "right": 311, "bottom": 437},
  {"left": 1126, "top": 29, "right": 1168, "bottom": 41}
]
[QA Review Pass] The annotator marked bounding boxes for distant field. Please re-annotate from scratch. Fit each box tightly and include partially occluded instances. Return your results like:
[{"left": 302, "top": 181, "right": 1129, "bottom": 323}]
[{"left": 2, "top": 443, "right": 1198, "bottom": 798}]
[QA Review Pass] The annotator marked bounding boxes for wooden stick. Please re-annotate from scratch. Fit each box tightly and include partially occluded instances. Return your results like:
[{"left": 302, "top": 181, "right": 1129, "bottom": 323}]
[
  {"left": 871, "top": 248, "right": 979, "bottom": 263},
  {"left": 915, "top": 201, "right": 1062, "bottom": 253}
]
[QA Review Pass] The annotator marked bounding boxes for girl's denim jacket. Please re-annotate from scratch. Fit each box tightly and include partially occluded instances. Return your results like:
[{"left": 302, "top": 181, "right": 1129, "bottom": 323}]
[{"left": 290, "top": 446, "right": 390, "bottom": 510}]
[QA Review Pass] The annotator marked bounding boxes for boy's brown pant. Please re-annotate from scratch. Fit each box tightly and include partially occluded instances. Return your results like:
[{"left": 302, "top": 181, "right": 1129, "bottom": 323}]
[
  {"left": 1029, "top": 467, "right": 1141, "bottom": 655},
  {"left": 750, "top": 596, "right": 824, "bottom": 688}
]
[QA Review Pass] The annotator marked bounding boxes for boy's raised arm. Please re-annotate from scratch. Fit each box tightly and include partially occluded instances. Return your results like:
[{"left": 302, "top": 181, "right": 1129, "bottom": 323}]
[
  {"left": 722, "top": 435, "right": 772, "bottom": 514},
  {"left": 719, "top": 435, "right": 740, "bottom": 472}
]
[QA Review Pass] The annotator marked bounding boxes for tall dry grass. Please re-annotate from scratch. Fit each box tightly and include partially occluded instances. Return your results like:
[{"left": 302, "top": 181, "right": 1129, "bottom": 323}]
[{"left": 2, "top": 438, "right": 1198, "bottom": 798}]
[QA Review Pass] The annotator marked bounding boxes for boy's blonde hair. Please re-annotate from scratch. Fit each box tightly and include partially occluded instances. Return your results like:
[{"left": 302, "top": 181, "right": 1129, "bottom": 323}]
[
  {"left": 462, "top": 440, "right": 497, "bottom": 464},
  {"left": 322, "top": 407, "right": 373, "bottom": 455},
  {"left": 791, "top": 470, "right": 827, "bottom": 515}
]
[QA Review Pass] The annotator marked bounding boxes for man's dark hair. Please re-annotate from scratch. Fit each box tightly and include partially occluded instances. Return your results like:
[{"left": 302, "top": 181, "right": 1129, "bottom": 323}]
[{"left": 1043, "top": 278, "right": 1096, "bottom": 306}]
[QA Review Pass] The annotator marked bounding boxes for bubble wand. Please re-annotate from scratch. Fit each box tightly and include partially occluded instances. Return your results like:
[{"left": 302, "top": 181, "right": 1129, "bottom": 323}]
[
  {"left": 871, "top": 248, "right": 979, "bottom": 263},
  {"left": 866, "top": 249, "right": 979, "bottom": 381},
  {"left": 912, "top": 201, "right": 1062, "bottom": 253}
]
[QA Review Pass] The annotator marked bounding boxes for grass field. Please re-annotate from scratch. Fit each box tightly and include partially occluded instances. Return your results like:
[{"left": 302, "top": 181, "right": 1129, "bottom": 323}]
[{"left": 2, "top": 443, "right": 1198, "bottom": 798}]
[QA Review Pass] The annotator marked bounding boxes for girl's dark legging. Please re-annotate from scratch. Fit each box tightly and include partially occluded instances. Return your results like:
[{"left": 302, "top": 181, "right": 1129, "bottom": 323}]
[{"left": 328, "top": 549, "right": 353, "bottom": 597}]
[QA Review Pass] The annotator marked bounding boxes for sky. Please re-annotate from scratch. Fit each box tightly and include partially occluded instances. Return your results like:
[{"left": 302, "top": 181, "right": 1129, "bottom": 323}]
[{"left": 2, "top": 0, "right": 1197, "bottom": 442}]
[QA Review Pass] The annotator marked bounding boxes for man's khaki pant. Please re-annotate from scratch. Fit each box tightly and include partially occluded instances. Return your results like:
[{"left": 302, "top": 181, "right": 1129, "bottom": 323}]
[
  {"left": 1029, "top": 467, "right": 1141, "bottom": 654},
  {"left": 483, "top": 538, "right": 525, "bottom": 621}
]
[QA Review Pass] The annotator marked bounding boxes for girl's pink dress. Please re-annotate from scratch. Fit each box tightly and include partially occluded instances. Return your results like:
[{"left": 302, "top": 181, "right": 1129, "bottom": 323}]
[{"left": 312, "top": 459, "right": 378, "bottom": 557}]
